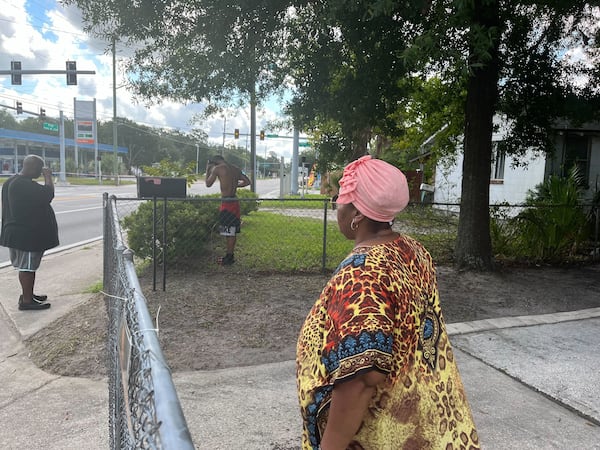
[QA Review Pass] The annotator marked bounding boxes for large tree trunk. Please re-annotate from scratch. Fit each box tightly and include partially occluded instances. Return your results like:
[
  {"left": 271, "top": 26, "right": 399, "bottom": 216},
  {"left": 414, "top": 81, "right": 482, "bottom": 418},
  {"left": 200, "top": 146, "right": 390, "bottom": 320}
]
[
  {"left": 352, "top": 127, "right": 371, "bottom": 160},
  {"left": 455, "top": 0, "right": 501, "bottom": 270}
]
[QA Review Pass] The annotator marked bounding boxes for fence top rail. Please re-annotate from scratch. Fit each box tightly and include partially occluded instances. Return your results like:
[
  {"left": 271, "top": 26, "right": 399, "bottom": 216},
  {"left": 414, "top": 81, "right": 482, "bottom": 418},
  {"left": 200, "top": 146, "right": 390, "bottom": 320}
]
[
  {"left": 108, "top": 195, "right": 598, "bottom": 209},
  {"left": 121, "top": 249, "right": 195, "bottom": 449}
]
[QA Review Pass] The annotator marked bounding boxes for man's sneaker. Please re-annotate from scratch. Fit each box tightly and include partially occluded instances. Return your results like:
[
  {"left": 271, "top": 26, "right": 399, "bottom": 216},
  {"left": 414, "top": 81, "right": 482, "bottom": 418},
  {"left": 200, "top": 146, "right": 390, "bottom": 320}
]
[
  {"left": 218, "top": 254, "right": 235, "bottom": 266},
  {"left": 19, "top": 296, "right": 51, "bottom": 311},
  {"left": 33, "top": 294, "right": 48, "bottom": 304}
]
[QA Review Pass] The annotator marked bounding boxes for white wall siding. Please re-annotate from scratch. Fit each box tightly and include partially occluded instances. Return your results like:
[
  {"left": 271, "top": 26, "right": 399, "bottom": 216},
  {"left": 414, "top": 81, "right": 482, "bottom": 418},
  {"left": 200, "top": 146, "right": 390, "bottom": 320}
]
[
  {"left": 490, "top": 152, "right": 546, "bottom": 205},
  {"left": 433, "top": 150, "right": 546, "bottom": 208}
]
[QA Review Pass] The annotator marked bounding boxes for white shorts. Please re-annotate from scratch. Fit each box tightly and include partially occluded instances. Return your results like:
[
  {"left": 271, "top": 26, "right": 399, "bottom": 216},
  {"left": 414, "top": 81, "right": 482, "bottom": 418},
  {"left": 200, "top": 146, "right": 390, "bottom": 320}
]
[{"left": 9, "top": 248, "right": 44, "bottom": 272}]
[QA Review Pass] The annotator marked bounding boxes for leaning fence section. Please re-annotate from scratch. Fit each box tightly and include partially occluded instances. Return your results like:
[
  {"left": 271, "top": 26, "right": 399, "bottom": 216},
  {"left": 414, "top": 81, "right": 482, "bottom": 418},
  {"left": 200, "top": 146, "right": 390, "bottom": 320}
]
[{"left": 103, "top": 193, "right": 194, "bottom": 449}]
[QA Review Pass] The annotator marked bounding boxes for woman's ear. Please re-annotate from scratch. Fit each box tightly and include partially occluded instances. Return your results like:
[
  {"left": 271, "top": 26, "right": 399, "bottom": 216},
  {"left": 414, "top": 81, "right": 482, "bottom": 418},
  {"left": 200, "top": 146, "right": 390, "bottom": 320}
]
[{"left": 352, "top": 209, "right": 366, "bottom": 225}]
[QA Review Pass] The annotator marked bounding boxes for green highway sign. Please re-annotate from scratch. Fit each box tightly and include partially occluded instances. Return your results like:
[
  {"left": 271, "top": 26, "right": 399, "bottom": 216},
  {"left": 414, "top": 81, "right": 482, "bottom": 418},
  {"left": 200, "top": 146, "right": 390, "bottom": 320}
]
[
  {"left": 266, "top": 134, "right": 279, "bottom": 138},
  {"left": 298, "top": 141, "right": 311, "bottom": 147},
  {"left": 43, "top": 122, "right": 58, "bottom": 132}
]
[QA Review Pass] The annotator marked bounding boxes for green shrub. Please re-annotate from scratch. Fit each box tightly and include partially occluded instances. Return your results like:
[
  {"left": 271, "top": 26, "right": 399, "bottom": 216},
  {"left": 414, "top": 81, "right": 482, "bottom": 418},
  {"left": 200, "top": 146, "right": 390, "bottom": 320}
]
[
  {"left": 489, "top": 203, "right": 519, "bottom": 259},
  {"left": 122, "top": 197, "right": 218, "bottom": 261},
  {"left": 514, "top": 168, "right": 590, "bottom": 262},
  {"left": 122, "top": 191, "right": 259, "bottom": 263},
  {"left": 236, "top": 189, "right": 260, "bottom": 215}
]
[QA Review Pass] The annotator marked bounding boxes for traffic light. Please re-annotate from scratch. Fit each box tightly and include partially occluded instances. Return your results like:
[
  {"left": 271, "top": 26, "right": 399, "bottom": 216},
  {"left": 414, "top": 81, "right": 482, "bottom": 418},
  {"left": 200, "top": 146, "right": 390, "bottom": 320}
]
[
  {"left": 40, "top": 108, "right": 46, "bottom": 118},
  {"left": 16, "top": 101, "right": 23, "bottom": 114},
  {"left": 234, "top": 128, "right": 240, "bottom": 139},
  {"left": 11, "top": 61, "right": 22, "bottom": 85},
  {"left": 66, "top": 60, "right": 77, "bottom": 85},
  {"left": 260, "top": 130, "right": 265, "bottom": 140}
]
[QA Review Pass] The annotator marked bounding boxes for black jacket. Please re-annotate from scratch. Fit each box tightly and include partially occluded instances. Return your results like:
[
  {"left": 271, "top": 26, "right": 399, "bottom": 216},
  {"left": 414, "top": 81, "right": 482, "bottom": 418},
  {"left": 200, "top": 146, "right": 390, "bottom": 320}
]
[{"left": 0, "top": 175, "right": 59, "bottom": 251}]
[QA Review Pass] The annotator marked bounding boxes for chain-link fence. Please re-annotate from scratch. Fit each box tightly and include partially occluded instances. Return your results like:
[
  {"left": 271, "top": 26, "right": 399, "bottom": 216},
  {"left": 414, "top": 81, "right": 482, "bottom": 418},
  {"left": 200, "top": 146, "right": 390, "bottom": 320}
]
[
  {"left": 111, "top": 196, "right": 599, "bottom": 289},
  {"left": 113, "top": 196, "right": 354, "bottom": 290},
  {"left": 102, "top": 192, "right": 598, "bottom": 446},
  {"left": 103, "top": 193, "right": 194, "bottom": 449}
]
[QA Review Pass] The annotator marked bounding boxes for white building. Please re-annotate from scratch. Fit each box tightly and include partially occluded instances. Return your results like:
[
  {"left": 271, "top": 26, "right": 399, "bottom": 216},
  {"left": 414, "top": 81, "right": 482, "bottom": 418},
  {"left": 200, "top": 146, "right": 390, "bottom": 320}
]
[{"left": 432, "top": 120, "right": 600, "bottom": 208}]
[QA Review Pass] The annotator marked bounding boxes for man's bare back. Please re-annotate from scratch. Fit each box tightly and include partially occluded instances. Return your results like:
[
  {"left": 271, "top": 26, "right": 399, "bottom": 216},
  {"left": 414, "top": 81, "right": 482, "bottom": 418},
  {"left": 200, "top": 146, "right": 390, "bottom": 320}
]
[{"left": 205, "top": 156, "right": 251, "bottom": 197}]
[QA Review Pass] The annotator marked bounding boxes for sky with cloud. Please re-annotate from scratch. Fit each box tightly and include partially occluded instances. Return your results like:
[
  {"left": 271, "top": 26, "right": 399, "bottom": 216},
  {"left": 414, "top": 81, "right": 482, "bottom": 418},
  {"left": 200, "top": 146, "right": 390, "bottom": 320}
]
[{"left": 0, "top": 0, "right": 300, "bottom": 160}]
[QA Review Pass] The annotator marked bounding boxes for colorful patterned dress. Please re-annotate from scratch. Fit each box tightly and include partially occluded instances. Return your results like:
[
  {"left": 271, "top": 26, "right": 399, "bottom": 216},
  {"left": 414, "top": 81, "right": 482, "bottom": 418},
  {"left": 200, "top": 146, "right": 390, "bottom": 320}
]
[{"left": 296, "top": 235, "right": 480, "bottom": 449}]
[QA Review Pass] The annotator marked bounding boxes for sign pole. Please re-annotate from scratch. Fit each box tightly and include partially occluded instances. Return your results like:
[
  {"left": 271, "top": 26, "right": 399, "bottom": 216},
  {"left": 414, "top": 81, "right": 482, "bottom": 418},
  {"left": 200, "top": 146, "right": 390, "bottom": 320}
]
[
  {"left": 59, "top": 110, "right": 66, "bottom": 183},
  {"left": 73, "top": 97, "right": 79, "bottom": 176}
]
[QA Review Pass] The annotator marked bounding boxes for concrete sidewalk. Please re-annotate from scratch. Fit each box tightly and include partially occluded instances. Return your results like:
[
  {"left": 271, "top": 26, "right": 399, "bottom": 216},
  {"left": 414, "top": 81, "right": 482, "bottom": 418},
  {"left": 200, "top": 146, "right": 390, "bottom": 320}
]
[{"left": 1, "top": 243, "right": 599, "bottom": 449}]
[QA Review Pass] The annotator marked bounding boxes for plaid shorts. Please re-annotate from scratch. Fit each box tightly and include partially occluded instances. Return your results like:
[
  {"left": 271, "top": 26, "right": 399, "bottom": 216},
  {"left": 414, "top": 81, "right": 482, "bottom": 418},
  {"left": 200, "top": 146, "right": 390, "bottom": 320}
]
[{"left": 9, "top": 248, "right": 44, "bottom": 272}]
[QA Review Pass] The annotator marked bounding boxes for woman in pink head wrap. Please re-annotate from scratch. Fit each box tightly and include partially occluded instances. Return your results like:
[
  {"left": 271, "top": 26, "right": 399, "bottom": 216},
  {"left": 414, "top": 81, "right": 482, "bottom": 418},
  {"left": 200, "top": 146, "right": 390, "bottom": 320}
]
[{"left": 296, "top": 156, "right": 479, "bottom": 450}]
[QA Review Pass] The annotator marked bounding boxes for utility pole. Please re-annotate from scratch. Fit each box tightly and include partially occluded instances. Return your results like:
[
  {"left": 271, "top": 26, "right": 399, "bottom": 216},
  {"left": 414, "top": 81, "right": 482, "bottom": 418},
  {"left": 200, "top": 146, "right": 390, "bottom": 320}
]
[
  {"left": 250, "top": 84, "right": 257, "bottom": 193},
  {"left": 112, "top": 36, "right": 119, "bottom": 186}
]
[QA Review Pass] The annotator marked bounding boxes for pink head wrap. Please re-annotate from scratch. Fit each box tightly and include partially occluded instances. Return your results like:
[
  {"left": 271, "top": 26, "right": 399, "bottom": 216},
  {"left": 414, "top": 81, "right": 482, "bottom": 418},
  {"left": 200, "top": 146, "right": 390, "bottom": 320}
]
[{"left": 336, "top": 155, "right": 409, "bottom": 222}]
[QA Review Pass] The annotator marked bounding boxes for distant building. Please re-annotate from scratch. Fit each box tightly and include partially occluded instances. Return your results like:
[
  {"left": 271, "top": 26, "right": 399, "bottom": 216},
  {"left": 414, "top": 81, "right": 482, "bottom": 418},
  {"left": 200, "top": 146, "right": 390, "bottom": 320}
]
[{"left": 0, "top": 128, "right": 128, "bottom": 175}]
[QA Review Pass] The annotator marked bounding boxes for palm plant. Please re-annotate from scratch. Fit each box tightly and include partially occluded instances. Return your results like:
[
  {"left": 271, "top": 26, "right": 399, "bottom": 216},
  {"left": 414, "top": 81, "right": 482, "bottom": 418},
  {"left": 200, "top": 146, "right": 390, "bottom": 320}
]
[{"left": 515, "top": 166, "right": 590, "bottom": 261}]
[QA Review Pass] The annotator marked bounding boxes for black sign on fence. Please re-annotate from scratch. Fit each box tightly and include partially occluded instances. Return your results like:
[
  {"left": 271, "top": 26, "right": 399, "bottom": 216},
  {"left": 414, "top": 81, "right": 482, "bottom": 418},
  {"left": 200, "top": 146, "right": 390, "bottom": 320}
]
[
  {"left": 137, "top": 176, "right": 187, "bottom": 199},
  {"left": 137, "top": 177, "right": 187, "bottom": 291}
]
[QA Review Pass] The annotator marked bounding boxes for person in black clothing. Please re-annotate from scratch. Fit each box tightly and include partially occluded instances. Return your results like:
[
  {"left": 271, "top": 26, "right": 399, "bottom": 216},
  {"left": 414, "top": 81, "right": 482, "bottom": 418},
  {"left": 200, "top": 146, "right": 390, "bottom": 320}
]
[{"left": 0, "top": 155, "right": 59, "bottom": 310}]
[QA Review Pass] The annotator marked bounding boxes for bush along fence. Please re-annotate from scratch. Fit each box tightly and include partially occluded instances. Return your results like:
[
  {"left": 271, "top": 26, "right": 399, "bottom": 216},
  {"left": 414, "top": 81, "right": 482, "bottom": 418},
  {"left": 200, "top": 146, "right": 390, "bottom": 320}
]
[
  {"left": 103, "top": 193, "right": 194, "bottom": 449},
  {"left": 111, "top": 193, "right": 600, "bottom": 291}
]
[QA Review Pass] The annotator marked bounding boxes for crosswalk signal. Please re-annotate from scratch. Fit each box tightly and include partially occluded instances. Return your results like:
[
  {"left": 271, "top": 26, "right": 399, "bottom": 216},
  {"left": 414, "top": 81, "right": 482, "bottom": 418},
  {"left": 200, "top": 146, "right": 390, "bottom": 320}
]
[
  {"left": 16, "top": 101, "right": 23, "bottom": 114},
  {"left": 11, "top": 61, "right": 22, "bottom": 85},
  {"left": 234, "top": 128, "right": 240, "bottom": 139},
  {"left": 40, "top": 108, "right": 46, "bottom": 118},
  {"left": 260, "top": 130, "right": 265, "bottom": 140},
  {"left": 66, "top": 60, "right": 77, "bottom": 85}
]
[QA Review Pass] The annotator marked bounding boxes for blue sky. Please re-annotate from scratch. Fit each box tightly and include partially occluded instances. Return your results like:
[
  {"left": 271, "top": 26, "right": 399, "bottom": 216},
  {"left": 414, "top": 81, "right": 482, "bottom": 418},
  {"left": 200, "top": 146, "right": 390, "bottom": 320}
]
[{"left": 0, "top": 0, "right": 297, "bottom": 159}]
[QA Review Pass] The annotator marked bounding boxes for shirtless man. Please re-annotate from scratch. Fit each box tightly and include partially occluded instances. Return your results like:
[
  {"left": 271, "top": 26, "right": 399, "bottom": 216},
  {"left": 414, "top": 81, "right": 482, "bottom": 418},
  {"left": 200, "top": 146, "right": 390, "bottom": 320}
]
[{"left": 205, "top": 155, "right": 251, "bottom": 265}]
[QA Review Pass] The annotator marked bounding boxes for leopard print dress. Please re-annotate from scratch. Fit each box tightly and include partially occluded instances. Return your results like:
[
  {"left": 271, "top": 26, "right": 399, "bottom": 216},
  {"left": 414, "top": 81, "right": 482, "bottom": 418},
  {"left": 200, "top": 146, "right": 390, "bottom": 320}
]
[{"left": 296, "top": 235, "right": 480, "bottom": 450}]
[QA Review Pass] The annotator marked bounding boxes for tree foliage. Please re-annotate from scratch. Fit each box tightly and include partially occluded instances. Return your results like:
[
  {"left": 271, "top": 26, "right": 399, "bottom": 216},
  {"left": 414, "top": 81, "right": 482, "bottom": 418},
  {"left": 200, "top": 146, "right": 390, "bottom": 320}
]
[
  {"left": 284, "top": 1, "right": 419, "bottom": 166},
  {"left": 62, "top": 0, "right": 600, "bottom": 270},
  {"left": 62, "top": 0, "right": 290, "bottom": 113},
  {"left": 364, "top": 0, "right": 600, "bottom": 269}
]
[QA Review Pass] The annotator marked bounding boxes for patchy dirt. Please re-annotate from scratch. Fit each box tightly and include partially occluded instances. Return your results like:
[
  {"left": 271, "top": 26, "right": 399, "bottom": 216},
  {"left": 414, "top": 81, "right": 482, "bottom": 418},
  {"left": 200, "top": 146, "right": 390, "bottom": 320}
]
[{"left": 25, "top": 263, "right": 600, "bottom": 378}]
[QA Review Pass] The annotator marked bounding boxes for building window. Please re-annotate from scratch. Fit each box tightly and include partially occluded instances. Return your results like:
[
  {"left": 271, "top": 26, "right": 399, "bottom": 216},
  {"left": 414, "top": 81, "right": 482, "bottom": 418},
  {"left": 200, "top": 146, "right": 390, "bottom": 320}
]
[
  {"left": 563, "top": 134, "right": 590, "bottom": 185},
  {"left": 491, "top": 143, "right": 505, "bottom": 180}
]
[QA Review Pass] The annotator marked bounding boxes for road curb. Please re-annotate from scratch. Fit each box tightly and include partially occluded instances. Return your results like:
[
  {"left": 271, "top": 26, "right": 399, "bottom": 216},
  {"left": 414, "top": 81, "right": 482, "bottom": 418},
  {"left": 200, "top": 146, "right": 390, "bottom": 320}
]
[{"left": 447, "top": 306, "right": 600, "bottom": 335}]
